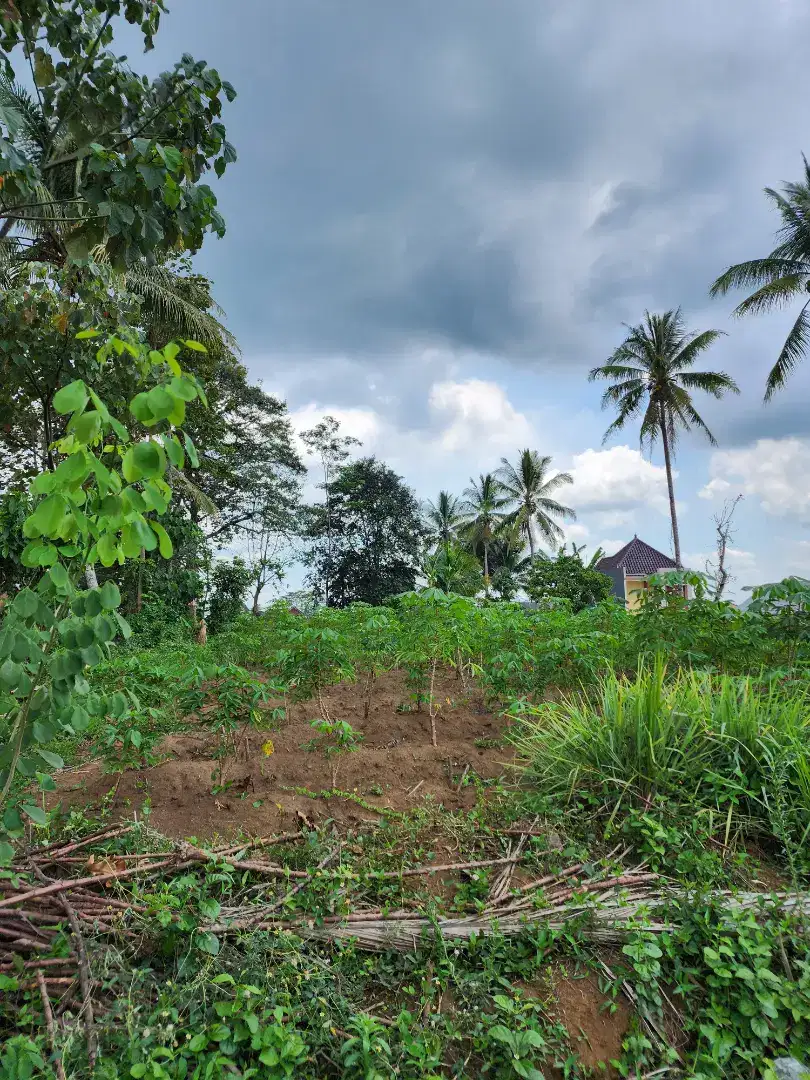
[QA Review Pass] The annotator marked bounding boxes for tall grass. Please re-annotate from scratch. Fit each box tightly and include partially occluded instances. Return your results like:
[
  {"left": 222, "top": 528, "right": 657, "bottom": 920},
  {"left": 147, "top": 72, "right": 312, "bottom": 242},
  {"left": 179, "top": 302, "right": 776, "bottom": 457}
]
[{"left": 510, "top": 658, "right": 810, "bottom": 852}]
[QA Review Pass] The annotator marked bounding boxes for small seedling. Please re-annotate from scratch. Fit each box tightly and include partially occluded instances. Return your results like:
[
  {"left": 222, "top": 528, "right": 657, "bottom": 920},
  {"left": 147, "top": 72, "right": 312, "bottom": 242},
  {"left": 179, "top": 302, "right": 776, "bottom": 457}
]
[{"left": 306, "top": 718, "right": 363, "bottom": 788}]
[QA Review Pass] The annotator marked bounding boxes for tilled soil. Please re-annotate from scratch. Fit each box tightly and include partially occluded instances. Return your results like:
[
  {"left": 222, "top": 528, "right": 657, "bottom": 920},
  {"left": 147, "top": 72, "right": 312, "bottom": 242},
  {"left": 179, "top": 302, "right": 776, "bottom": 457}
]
[{"left": 54, "top": 670, "right": 514, "bottom": 839}]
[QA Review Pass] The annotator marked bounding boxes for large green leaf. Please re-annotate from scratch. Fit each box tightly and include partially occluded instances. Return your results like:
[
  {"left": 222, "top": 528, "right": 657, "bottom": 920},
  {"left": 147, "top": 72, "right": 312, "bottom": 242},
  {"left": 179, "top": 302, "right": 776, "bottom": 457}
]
[
  {"left": 150, "top": 520, "right": 174, "bottom": 559},
  {"left": 100, "top": 581, "right": 121, "bottom": 611},
  {"left": 52, "top": 380, "right": 89, "bottom": 415}
]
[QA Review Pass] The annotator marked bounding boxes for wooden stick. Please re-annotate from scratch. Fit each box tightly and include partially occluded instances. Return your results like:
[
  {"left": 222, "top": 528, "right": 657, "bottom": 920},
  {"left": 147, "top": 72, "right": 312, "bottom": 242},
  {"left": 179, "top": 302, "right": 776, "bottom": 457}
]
[
  {"left": 29, "top": 864, "right": 97, "bottom": 1072},
  {"left": 0, "top": 857, "right": 176, "bottom": 910},
  {"left": 374, "top": 856, "right": 521, "bottom": 880},
  {"left": 0, "top": 957, "right": 76, "bottom": 971},
  {"left": 36, "top": 969, "right": 67, "bottom": 1080},
  {"left": 213, "top": 832, "right": 304, "bottom": 857},
  {"left": 31, "top": 825, "right": 135, "bottom": 862}
]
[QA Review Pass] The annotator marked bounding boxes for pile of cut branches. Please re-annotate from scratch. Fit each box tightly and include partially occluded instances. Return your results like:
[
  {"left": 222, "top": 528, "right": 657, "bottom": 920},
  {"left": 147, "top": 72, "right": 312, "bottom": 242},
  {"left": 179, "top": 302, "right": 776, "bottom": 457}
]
[{"left": 3, "top": 820, "right": 808, "bottom": 1073}]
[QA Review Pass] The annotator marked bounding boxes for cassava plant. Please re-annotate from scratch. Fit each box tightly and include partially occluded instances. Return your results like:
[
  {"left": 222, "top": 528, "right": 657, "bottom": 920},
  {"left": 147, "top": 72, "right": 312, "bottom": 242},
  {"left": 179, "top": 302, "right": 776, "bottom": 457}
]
[
  {"left": 307, "top": 717, "right": 363, "bottom": 788},
  {"left": 0, "top": 330, "right": 207, "bottom": 859}
]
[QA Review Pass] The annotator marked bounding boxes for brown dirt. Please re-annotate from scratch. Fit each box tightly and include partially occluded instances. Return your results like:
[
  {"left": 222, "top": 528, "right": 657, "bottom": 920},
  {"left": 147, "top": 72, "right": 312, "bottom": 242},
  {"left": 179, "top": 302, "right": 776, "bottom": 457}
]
[
  {"left": 551, "top": 965, "right": 631, "bottom": 1074},
  {"left": 53, "top": 670, "right": 513, "bottom": 839}
]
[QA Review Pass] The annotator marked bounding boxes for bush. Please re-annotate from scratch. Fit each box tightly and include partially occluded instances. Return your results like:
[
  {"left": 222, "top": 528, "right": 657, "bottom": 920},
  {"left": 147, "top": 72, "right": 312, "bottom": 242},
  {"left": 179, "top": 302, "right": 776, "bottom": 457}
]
[{"left": 524, "top": 550, "right": 613, "bottom": 612}]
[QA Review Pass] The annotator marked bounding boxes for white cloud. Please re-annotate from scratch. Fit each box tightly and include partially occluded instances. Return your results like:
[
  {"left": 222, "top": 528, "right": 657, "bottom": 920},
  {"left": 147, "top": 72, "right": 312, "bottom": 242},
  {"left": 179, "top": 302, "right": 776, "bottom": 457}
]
[
  {"left": 700, "top": 438, "right": 810, "bottom": 520},
  {"left": 428, "top": 379, "right": 535, "bottom": 455},
  {"left": 568, "top": 445, "right": 671, "bottom": 514}
]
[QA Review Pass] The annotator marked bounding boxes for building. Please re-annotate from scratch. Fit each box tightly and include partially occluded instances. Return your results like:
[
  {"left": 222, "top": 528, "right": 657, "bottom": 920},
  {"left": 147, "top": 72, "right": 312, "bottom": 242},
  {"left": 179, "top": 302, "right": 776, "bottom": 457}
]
[{"left": 595, "top": 537, "right": 680, "bottom": 611}]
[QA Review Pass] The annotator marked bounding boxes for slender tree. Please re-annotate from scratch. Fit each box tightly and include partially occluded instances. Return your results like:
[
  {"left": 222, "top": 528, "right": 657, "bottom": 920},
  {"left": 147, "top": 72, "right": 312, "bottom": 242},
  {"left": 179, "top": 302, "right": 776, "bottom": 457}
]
[
  {"left": 711, "top": 157, "right": 810, "bottom": 400},
  {"left": 423, "top": 491, "right": 464, "bottom": 546},
  {"left": 460, "top": 473, "right": 510, "bottom": 591},
  {"left": 589, "top": 310, "right": 738, "bottom": 569},
  {"left": 496, "top": 449, "right": 576, "bottom": 557}
]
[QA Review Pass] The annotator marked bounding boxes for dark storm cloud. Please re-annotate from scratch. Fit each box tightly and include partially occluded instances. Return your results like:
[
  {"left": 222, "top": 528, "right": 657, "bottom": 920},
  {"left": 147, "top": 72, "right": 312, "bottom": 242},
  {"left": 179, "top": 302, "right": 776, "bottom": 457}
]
[{"left": 145, "top": 0, "right": 810, "bottom": 426}]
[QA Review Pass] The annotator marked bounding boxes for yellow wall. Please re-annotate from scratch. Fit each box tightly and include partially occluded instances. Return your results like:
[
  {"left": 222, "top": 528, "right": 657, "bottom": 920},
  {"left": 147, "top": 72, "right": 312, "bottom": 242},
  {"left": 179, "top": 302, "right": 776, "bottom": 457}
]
[{"left": 624, "top": 577, "right": 648, "bottom": 611}]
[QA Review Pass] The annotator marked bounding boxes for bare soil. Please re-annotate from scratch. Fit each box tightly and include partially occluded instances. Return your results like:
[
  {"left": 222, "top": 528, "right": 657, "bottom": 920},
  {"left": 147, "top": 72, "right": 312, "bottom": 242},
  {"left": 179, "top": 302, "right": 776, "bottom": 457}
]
[
  {"left": 54, "top": 670, "right": 513, "bottom": 839},
  {"left": 551, "top": 966, "right": 630, "bottom": 1074}
]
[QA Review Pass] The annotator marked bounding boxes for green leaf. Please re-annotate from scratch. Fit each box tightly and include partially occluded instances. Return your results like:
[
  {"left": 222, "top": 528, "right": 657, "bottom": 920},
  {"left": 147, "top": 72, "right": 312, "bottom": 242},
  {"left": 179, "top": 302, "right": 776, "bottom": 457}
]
[
  {"left": 75, "top": 328, "right": 100, "bottom": 340},
  {"left": 71, "top": 410, "right": 102, "bottom": 444},
  {"left": 137, "top": 163, "right": 166, "bottom": 191},
  {"left": 183, "top": 339, "right": 208, "bottom": 353},
  {"left": 196, "top": 931, "right": 220, "bottom": 956},
  {"left": 162, "top": 435, "right": 185, "bottom": 468},
  {"left": 33, "top": 720, "right": 57, "bottom": 743},
  {"left": 169, "top": 376, "right": 198, "bottom": 402},
  {"left": 146, "top": 385, "right": 176, "bottom": 420},
  {"left": 96, "top": 532, "right": 118, "bottom": 567},
  {"left": 156, "top": 145, "right": 183, "bottom": 172},
  {"left": 21, "top": 804, "right": 48, "bottom": 826},
  {"left": 100, "top": 581, "right": 121, "bottom": 611},
  {"left": 187, "top": 1034, "right": 208, "bottom": 1053},
  {"left": 28, "top": 495, "right": 68, "bottom": 537},
  {"left": 0, "top": 842, "right": 15, "bottom": 867},
  {"left": 151, "top": 520, "right": 173, "bottom": 559},
  {"left": 199, "top": 897, "right": 221, "bottom": 920},
  {"left": 0, "top": 658, "right": 21, "bottom": 689},
  {"left": 53, "top": 380, "right": 89, "bottom": 414},
  {"left": 12, "top": 588, "right": 39, "bottom": 618},
  {"left": 130, "top": 392, "right": 156, "bottom": 425},
  {"left": 115, "top": 612, "right": 132, "bottom": 640},
  {"left": 133, "top": 441, "right": 164, "bottom": 479},
  {"left": 37, "top": 749, "right": 64, "bottom": 769},
  {"left": 48, "top": 564, "right": 70, "bottom": 591},
  {"left": 183, "top": 433, "right": 200, "bottom": 468}
]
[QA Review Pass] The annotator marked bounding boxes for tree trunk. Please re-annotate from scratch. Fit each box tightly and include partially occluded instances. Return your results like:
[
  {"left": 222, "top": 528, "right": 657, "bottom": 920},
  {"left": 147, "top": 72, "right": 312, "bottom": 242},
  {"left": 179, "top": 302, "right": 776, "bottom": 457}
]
[
  {"left": 251, "top": 577, "right": 262, "bottom": 616},
  {"left": 84, "top": 565, "right": 98, "bottom": 589},
  {"left": 659, "top": 408, "right": 682, "bottom": 570},
  {"left": 527, "top": 520, "right": 535, "bottom": 559},
  {"left": 482, "top": 543, "right": 490, "bottom": 595}
]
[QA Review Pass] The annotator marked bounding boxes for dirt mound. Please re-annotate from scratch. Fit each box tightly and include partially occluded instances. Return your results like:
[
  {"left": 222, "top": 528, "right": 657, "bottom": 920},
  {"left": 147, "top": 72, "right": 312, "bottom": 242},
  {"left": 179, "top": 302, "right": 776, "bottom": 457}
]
[{"left": 54, "top": 670, "right": 513, "bottom": 839}]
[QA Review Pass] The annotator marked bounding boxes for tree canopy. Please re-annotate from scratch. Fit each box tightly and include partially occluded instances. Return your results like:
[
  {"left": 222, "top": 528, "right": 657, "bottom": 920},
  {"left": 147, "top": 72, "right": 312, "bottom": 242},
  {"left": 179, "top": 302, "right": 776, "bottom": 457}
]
[{"left": 305, "top": 457, "right": 425, "bottom": 607}]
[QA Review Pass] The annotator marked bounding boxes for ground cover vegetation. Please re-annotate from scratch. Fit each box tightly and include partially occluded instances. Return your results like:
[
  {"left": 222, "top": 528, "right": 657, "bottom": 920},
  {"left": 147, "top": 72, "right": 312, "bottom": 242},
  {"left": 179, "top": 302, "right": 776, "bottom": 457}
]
[{"left": 1, "top": 4, "right": 810, "bottom": 1078}]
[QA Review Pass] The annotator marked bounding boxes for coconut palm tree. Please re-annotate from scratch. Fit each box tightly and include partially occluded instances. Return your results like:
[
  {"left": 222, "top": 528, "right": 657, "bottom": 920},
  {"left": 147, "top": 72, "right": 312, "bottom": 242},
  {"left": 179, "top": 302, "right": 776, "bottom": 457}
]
[
  {"left": 711, "top": 157, "right": 810, "bottom": 400},
  {"left": 496, "top": 449, "right": 576, "bottom": 558},
  {"left": 423, "top": 491, "right": 464, "bottom": 546},
  {"left": 589, "top": 310, "right": 739, "bottom": 569},
  {"left": 460, "top": 473, "right": 510, "bottom": 591}
]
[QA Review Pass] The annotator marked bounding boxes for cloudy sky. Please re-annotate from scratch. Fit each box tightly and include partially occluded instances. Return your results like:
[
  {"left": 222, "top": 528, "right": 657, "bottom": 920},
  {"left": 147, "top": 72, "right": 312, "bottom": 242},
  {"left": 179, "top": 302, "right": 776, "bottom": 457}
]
[{"left": 144, "top": 0, "right": 810, "bottom": 597}]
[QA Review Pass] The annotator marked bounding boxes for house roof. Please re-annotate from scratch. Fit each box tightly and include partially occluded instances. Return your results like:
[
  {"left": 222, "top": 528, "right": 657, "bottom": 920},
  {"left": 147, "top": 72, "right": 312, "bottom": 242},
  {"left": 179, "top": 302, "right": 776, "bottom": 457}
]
[{"left": 595, "top": 536, "right": 678, "bottom": 577}]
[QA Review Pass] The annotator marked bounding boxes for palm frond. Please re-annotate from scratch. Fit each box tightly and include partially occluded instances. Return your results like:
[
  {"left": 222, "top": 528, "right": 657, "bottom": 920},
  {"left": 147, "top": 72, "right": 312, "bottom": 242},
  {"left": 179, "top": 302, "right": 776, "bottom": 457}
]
[
  {"left": 765, "top": 300, "right": 810, "bottom": 401},
  {"left": 732, "top": 275, "right": 808, "bottom": 317},
  {"left": 125, "top": 263, "right": 235, "bottom": 351},
  {"left": 710, "top": 257, "right": 810, "bottom": 298},
  {"left": 674, "top": 371, "right": 740, "bottom": 398}
]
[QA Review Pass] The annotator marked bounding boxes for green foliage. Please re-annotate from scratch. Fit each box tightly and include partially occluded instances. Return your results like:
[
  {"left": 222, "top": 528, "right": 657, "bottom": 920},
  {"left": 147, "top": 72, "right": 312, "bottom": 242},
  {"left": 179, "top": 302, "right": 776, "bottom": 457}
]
[
  {"left": 0, "top": 0, "right": 235, "bottom": 271},
  {"left": 305, "top": 457, "right": 425, "bottom": 607},
  {"left": 524, "top": 548, "right": 613, "bottom": 612},
  {"left": 307, "top": 718, "right": 363, "bottom": 787},
  {"left": 511, "top": 658, "right": 810, "bottom": 857},
  {"left": 0, "top": 331, "right": 205, "bottom": 849},
  {"left": 422, "top": 541, "right": 481, "bottom": 597},
  {"left": 206, "top": 557, "right": 254, "bottom": 634}
]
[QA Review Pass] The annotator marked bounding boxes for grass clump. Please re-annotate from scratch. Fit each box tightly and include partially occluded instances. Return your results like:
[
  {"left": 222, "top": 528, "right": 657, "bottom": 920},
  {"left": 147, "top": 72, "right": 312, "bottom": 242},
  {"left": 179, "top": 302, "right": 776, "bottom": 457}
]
[{"left": 510, "top": 657, "right": 810, "bottom": 859}]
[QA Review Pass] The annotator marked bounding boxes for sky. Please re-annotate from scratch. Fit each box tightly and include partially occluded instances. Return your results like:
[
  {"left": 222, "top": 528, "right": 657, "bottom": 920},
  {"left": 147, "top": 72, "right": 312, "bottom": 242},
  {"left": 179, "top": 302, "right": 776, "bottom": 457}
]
[{"left": 136, "top": 0, "right": 810, "bottom": 599}]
